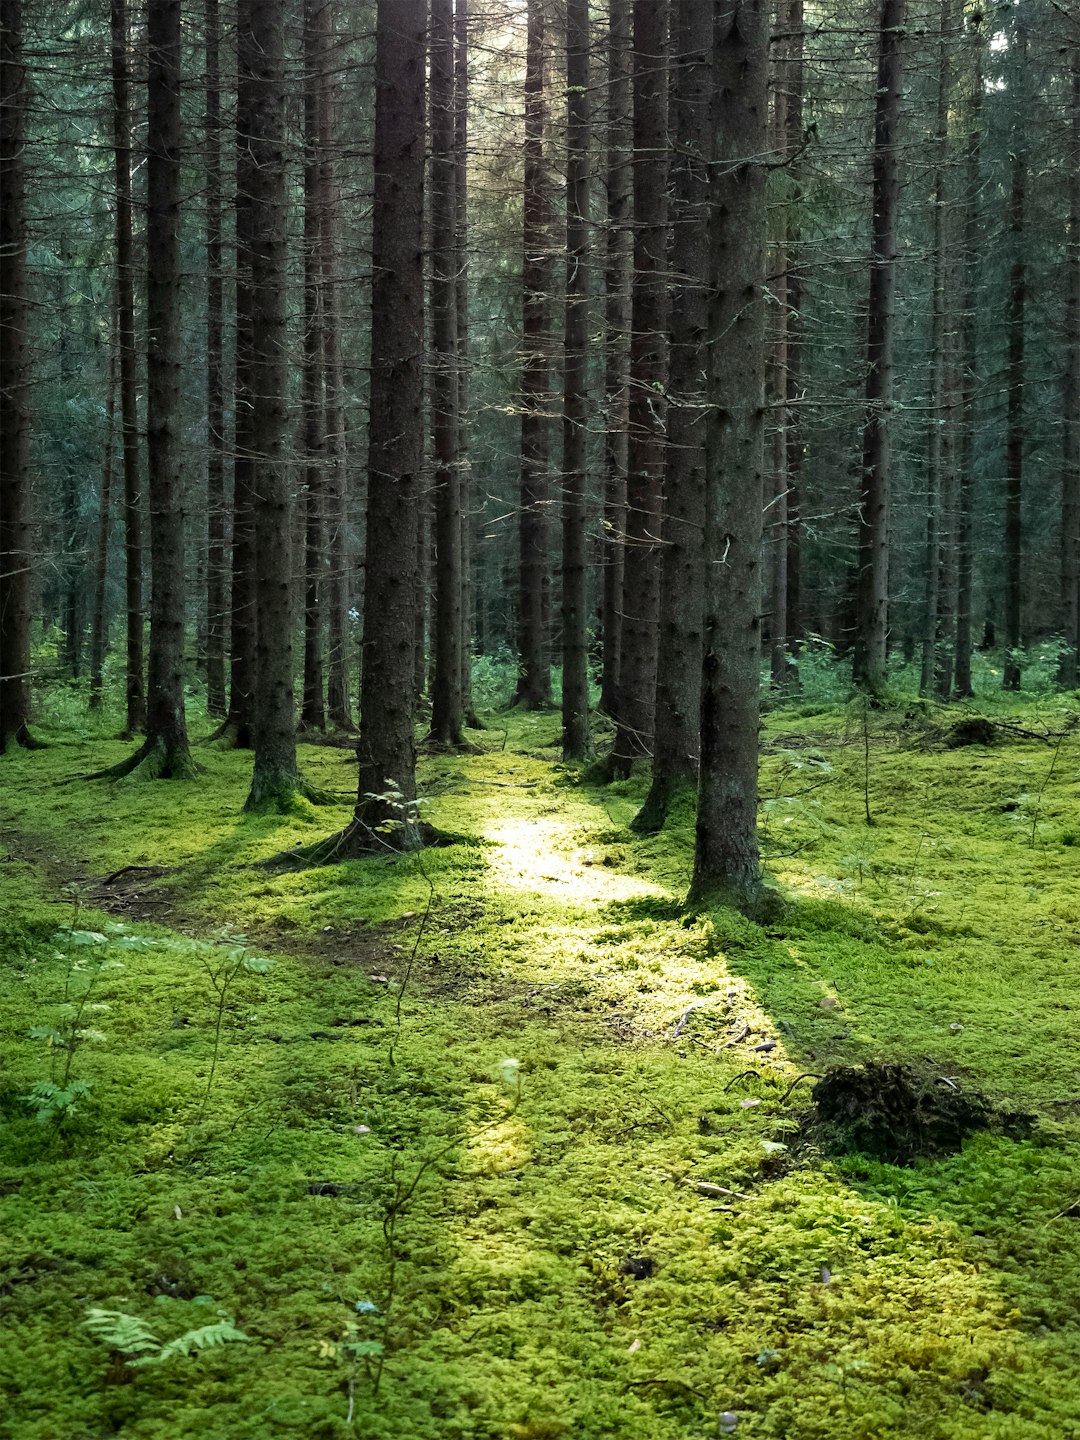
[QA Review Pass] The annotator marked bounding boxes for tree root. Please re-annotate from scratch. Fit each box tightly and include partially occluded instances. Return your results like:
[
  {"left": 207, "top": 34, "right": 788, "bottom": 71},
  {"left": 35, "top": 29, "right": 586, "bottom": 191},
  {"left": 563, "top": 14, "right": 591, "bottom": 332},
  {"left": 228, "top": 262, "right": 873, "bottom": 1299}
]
[{"left": 78, "top": 735, "right": 199, "bottom": 782}]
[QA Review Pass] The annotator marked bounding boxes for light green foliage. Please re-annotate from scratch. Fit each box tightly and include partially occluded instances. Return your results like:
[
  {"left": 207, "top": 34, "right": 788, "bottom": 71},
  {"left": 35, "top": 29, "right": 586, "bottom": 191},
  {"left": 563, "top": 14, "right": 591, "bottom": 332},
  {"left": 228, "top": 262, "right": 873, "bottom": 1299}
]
[
  {"left": 84, "top": 1301, "right": 247, "bottom": 1368},
  {"left": 2, "top": 695, "right": 1080, "bottom": 1435}
]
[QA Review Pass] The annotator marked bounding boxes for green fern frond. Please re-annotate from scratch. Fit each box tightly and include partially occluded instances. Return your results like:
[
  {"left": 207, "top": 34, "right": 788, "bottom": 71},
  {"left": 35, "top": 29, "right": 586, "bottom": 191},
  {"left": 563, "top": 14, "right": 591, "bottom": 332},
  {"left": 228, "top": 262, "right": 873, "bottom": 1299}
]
[
  {"left": 139, "top": 1321, "right": 248, "bottom": 1366},
  {"left": 84, "top": 1309, "right": 161, "bottom": 1356}
]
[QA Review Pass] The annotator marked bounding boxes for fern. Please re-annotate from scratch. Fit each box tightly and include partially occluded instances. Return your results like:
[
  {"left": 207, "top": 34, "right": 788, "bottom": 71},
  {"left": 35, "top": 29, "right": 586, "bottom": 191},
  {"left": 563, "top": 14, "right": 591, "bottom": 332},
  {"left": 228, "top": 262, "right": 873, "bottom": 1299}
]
[
  {"left": 84, "top": 1309, "right": 161, "bottom": 1357},
  {"left": 149, "top": 1320, "right": 248, "bottom": 1365},
  {"left": 84, "top": 1307, "right": 248, "bottom": 1367}
]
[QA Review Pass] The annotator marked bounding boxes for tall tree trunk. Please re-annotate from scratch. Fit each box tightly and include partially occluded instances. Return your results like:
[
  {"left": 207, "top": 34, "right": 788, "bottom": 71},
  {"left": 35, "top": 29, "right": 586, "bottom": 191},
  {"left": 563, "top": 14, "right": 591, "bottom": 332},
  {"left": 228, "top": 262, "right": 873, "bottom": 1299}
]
[
  {"left": 221, "top": 0, "right": 257, "bottom": 749},
  {"left": 633, "top": 0, "right": 709, "bottom": 829},
  {"left": 300, "top": 0, "right": 326, "bottom": 733},
  {"left": 560, "top": 0, "right": 591, "bottom": 761},
  {"left": 768, "top": 12, "right": 790, "bottom": 690},
  {"left": 1061, "top": 39, "right": 1080, "bottom": 688},
  {"left": 783, "top": 0, "right": 804, "bottom": 680},
  {"left": 204, "top": 0, "right": 227, "bottom": 718},
  {"left": 1002, "top": 23, "right": 1027, "bottom": 694},
  {"left": 920, "top": 0, "right": 950, "bottom": 697},
  {"left": 954, "top": 11, "right": 983, "bottom": 699},
  {"left": 101, "top": 0, "right": 194, "bottom": 779},
  {"left": 689, "top": 0, "right": 768, "bottom": 911},
  {"left": 111, "top": 0, "right": 145, "bottom": 735},
  {"left": 243, "top": 0, "right": 311, "bottom": 808},
  {"left": 89, "top": 335, "right": 119, "bottom": 708},
  {"left": 456, "top": 0, "right": 479, "bottom": 728},
  {"left": 607, "top": 0, "right": 668, "bottom": 776},
  {"left": 601, "top": 0, "right": 632, "bottom": 718},
  {"left": 852, "top": 0, "right": 906, "bottom": 695},
  {"left": 321, "top": 0, "right": 351, "bottom": 732},
  {"left": 330, "top": 0, "right": 427, "bottom": 851},
  {"left": 0, "top": 0, "right": 37, "bottom": 750},
  {"left": 515, "top": 0, "right": 552, "bottom": 709},
  {"left": 428, "top": 0, "right": 464, "bottom": 747}
]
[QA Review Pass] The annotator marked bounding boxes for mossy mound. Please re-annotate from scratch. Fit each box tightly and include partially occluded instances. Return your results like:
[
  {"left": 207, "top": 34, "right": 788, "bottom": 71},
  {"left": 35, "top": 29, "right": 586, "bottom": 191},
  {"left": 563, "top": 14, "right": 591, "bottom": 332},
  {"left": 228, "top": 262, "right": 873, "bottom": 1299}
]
[
  {"left": 811, "top": 1062, "right": 1030, "bottom": 1163},
  {"left": 945, "top": 716, "right": 998, "bottom": 747}
]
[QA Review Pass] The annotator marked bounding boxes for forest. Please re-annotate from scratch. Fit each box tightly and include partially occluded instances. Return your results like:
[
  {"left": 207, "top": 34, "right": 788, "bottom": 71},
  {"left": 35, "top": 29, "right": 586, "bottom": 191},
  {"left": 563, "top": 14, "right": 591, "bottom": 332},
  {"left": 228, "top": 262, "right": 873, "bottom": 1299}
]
[{"left": 3, "top": 0, "right": 1080, "bottom": 1434}]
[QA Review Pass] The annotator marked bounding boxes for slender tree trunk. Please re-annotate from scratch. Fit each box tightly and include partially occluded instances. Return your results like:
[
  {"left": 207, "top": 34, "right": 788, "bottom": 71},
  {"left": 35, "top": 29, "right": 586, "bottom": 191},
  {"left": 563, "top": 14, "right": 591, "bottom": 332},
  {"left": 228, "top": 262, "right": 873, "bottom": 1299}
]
[
  {"left": 89, "top": 337, "right": 119, "bottom": 708},
  {"left": 954, "top": 12, "right": 983, "bottom": 699},
  {"left": 456, "top": 0, "right": 479, "bottom": 728},
  {"left": 1002, "top": 25, "right": 1027, "bottom": 694},
  {"left": 783, "top": 0, "right": 804, "bottom": 680},
  {"left": 428, "top": 0, "right": 464, "bottom": 747},
  {"left": 205, "top": 0, "right": 227, "bottom": 718},
  {"left": 634, "top": 0, "right": 709, "bottom": 829},
  {"left": 601, "top": 0, "right": 632, "bottom": 718},
  {"left": 515, "top": 0, "right": 552, "bottom": 709},
  {"left": 99, "top": 0, "right": 194, "bottom": 779},
  {"left": 852, "top": 0, "right": 906, "bottom": 695},
  {"left": 689, "top": 0, "right": 768, "bottom": 912},
  {"left": 1061, "top": 41, "right": 1080, "bottom": 688},
  {"left": 300, "top": 0, "right": 326, "bottom": 733},
  {"left": 331, "top": 0, "right": 427, "bottom": 851},
  {"left": 768, "top": 15, "right": 790, "bottom": 690},
  {"left": 321, "top": 0, "right": 351, "bottom": 731},
  {"left": 920, "top": 0, "right": 950, "bottom": 697},
  {"left": 607, "top": 0, "right": 668, "bottom": 776},
  {"left": 221, "top": 0, "right": 257, "bottom": 749},
  {"left": 0, "top": 0, "right": 37, "bottom": 750},
  {"left": 560, "top": 0, "right": 591, "bottom": 760},
  {"left": 244, "top": 0, "right": 311, "bottom": 808},
  {"left": 111, "top": 0, "right": 145, "bottom": 735}
]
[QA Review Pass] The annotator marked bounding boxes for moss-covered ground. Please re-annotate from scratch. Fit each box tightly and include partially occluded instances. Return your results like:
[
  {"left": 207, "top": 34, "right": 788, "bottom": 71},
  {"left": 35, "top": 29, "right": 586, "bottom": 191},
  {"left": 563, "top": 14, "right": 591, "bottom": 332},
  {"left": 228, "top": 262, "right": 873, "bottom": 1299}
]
[{"left": 4, "top": 693, "right": 1080, "bottom": 1438}]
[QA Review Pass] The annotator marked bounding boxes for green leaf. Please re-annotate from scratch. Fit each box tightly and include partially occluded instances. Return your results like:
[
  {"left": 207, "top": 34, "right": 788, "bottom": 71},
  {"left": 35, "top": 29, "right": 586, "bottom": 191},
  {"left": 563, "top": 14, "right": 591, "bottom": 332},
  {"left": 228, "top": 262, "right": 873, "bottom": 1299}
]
[{"left": 241, "top": 956, "right": 274, "bottom": 974}]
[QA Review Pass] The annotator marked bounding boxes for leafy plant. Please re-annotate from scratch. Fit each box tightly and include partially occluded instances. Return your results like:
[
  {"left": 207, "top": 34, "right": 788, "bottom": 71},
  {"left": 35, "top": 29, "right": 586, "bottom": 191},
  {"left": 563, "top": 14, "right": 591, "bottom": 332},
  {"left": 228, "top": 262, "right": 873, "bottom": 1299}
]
[
  {"left": 22, "top": 930, "right": 125, "bottom": 1124},
  {"left": 197, "top": 947, "right": 274, "bottom": 1122},
  {"left": 84, "top": 1302, "right": 248, "bottom": 1370}
]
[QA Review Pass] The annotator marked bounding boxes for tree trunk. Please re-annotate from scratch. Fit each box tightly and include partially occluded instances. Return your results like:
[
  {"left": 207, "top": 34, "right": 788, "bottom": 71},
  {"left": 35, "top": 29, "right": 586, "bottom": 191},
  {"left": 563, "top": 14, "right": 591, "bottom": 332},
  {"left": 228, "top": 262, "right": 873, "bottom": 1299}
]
[
  {"left": 104, "top": 0, "right": 194, "bottom": 779},
  {"left": 333, "top": 0, "right": 427, "bottom": 851},
  {"left": 89, "top": 335, "right": 119, "bottom": 708},
  {"left": 607, "top": 0, "right": 668, "bottom": 776},
  {"left": 515, "top": 0, "right": 552, "bottom": 709},
  {"left": 456, "top": 0, "right": 479, "bottom": 729},
  {"left": 1061, "top": 40, "right": 1080, "bottom": 688},
  {"left": 243, "top": 0, "right": 310, "bottom": 808},
  {"left": 320, "top": 0, "right": 352, "bottom": 732},
  {"left": 689, "top": 0, "right": 768, "bottom": 912},
  {"left": 1002, "top": 23, "right": 1027, "bottom": 694},
  {"left": 221, "top": 0, "right": 257, "bottom": 749},
  {"left": 953, "top": 11, "right": 983, "bottom": 699},
  {"left": 204, "top": 0, "right": 227, "bottom": 719},
  {"left": 920, "top": 0, "right": 950, "bottom": 697},
  {"left": 300, "top": 0, "right": 326, "bottom": 733},
  {"left": 852, "top": 0, "right": 906, "bottom": 695},
  {"left": 111, "top": 0, "right": 145, "bottom": 735},
  {"left": 560, "top": 0, "right": 591, "bottom": 761},
  {"left": 0, "top": 0, "right": 37, "bottom": 750},
  {"left": 783, "top": 0, "right": 804, "bottom": 680},
  {"left": 428, "top": 0, "right": 464, "bottom": 747},
  {"left": 600, "top": 0, "right": 632, "bottom": 718},
  {"left": 633, "top": 0, "right": 709, "bottom": 829}
]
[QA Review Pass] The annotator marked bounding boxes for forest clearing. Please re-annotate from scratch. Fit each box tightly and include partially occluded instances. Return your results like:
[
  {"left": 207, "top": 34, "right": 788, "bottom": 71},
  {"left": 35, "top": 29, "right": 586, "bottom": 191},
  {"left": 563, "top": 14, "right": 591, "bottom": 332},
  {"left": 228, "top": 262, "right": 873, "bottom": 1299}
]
[{"left": 4, "top": 686, "right": 1080, "bottom": 1439}]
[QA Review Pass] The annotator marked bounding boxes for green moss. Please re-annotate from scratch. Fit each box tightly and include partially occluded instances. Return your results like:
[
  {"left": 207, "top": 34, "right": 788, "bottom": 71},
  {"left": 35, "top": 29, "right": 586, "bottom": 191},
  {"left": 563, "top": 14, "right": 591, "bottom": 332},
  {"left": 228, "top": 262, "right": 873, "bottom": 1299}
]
[{"left": 2, "top": 700, "right": 1080, "bottom": 1435}]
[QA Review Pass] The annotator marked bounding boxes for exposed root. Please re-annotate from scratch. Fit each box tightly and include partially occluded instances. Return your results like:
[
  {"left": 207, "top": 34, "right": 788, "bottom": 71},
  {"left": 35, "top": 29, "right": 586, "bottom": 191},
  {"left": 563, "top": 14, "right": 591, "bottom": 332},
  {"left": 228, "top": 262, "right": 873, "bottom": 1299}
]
[{"left": 78, "top": 735, "right": 199, "bottom": 782}]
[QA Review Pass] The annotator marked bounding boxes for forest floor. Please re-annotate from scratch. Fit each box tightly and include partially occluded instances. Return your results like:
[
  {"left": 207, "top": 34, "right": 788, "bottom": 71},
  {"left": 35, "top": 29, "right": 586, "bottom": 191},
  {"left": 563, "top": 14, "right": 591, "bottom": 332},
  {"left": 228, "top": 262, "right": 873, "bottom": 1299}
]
[{"left": 4, "top": 694, "right": 1080, "bottom": 1439}]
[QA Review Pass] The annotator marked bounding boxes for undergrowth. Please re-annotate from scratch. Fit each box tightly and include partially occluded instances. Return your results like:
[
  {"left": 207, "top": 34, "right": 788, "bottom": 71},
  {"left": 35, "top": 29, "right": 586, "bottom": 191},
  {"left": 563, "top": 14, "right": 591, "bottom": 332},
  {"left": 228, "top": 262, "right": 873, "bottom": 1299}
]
[{"left": 2, "top": 690, "right": 1080, "bottom": 1437}]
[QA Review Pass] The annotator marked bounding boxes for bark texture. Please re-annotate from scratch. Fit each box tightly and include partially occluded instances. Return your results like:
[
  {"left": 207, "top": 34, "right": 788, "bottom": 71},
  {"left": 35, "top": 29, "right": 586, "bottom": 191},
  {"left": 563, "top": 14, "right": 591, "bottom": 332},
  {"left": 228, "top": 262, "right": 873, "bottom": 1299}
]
[
  {"left": 852, "top": 0, "right": 906, "bottom": 695},
  {"left": 689, "top": 0, "right": 768, "bottom": 912}
]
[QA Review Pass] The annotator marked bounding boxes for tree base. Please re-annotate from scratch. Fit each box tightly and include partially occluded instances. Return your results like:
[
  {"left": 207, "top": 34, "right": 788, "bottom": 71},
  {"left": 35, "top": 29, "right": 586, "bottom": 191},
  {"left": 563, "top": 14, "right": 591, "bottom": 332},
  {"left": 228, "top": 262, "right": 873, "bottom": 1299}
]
[
  {"left": 83, "top": 734, "right": 199, "bottom": 782},
  {"left": 261, "top": 818, "right": 454, "bottom": 870},
  {"left": 631, "top": 773, "right": 696, "bottom": 836},
  {"left": 1, "top": 723, "right": 46, "bottom": 754},
  {"left": 243, "top": 765, "right": 339, "bottom": 814},
  {"left": 205, "top": 715, "right": 254, "bottom": 749}
]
